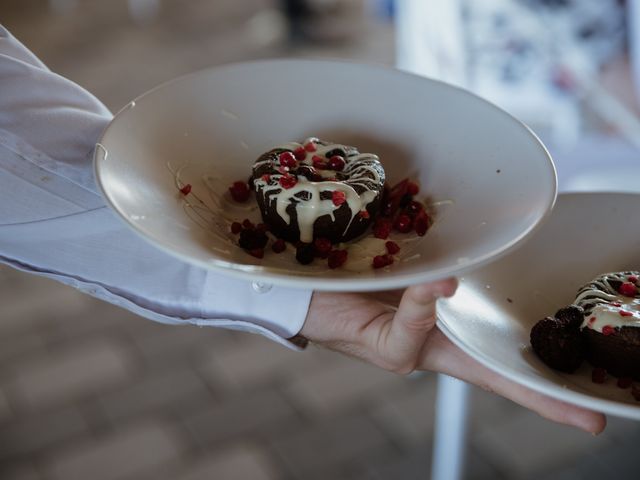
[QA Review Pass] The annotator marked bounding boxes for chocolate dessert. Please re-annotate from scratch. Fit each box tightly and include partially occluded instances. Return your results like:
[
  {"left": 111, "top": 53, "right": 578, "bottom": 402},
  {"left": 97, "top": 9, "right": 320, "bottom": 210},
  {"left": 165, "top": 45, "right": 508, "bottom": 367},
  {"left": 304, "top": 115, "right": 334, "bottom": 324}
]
[
  {"left": 250, "top": 137, "right": 385, "bottom": 244},
  {"left": 530, "top": 271, "right": 640, "bottom": 381}
]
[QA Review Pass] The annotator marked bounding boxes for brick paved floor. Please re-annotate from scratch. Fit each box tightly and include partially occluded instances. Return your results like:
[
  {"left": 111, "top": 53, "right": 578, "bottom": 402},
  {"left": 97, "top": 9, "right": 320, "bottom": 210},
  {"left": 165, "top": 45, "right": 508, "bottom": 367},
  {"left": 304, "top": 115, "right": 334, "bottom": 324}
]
[{"left": 1, "top": 1, "right": 639, "bottom": 479}]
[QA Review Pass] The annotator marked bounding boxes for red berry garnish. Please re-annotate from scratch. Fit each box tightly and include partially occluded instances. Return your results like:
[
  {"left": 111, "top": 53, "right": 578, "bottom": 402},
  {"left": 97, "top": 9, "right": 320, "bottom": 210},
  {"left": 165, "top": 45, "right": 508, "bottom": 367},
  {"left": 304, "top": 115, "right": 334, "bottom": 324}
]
[
  {"left": 617, "top": 377, "right": 633, "bottom": 389},
  {"left": 386, "top": 241, "right": 400, "bottom": 255},
  {"left": 332, "top": 191, "right": 346, "bottom": 206},
  {"left": 628, "top": 275, "right": 638, "bottom": 283},
  {"left": 393, "top": 214, "right": 413, "bottom": 233},
  {"left": 373, "top": 218, "right": 392, "bottom": 239},
  {"left": 256, "top": 223, "right": 269, "bottom": 233},
  {"left": 592, "top": 367, "right": 607, "bottom": 384},
  {"left": 242, "top": 219, "right": 254, "bottom": 229},
  {"left": 611, "top": 302, "right": 621, "bottom": 307},
  {"left": 619, "top": 282, "right": 637, "bottom": 297},
  {"left": 279, "top": 151, "right": 298, "bottom": 169},
  {"left": 293, "top": 147, "right": 307, "bottom": 161},
  {"left": 328, "top": 249, "right": 348, "bottom": 269},
  {"left": 248, "top": 248, "right": 264, "bottom": 259},
  {"left": 382, "top": 179, "right": 409, "bottom": 216},
  {"left": 372, "top": 254, "right": 394, "bottom": 269},
  {"left": 304, "top": 141, "right": 317, "bottom": 152},
  {"left": 279, "top": 174, "right": 298, "bottom": 189},
  {"left": 359, "top": 210, "right": 370, "bottom": 219},
  {"left": 312, "top": 155, "right": 326, "bottom": 169},
  {"left": 229, "top": 181, "right": 250, "bottom": 202},
  {"left": 602, "top": 325, "right": 615, "bottom": 336},
  {"left": 620, "top": 310, "right": 633, "bottom": 317},
  {"left": 272, "top": 239, "right": 286, "bottom": 253},
  {"left": 313, "top": 237, "right": 332, "bottom": 258},
  {"left": 327, "top": 155, "right": 345, "bottom": 171},
  {"left": 261, "top": 174, "right": 271, "bottom": 183},
  {"left": 179, "top": 184, "right": 192, "bottom": 195},
  {"left": 406, "top": 200, "right": 423, "bottom": 215},
  {"left": 230, "top": 222, "right": 242, "bottom": 234},
  {"left": 407, "top": 181, "right": 420, "bottom": 196},
  {"left": 414, "top": 211, "right": 430, "bottom": 236}
]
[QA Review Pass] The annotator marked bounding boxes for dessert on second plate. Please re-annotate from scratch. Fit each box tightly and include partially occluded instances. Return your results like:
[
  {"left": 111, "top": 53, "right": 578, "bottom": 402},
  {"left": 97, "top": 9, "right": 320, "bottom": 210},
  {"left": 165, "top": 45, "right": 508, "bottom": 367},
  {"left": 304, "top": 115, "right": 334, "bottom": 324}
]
[
  {"left": 250, "top": 137, "right": 385, "bottom": 244},
  {"left": 530, "top": 271, "right": 640, "bottom": 383}
]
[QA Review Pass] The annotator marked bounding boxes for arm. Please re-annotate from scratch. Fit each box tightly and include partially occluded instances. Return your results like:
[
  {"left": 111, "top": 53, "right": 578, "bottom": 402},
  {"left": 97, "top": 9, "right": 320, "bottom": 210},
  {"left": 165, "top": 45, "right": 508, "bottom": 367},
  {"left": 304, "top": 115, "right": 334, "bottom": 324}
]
[{"left": 0, "top": 25, "right": 311, "bottom": 348}]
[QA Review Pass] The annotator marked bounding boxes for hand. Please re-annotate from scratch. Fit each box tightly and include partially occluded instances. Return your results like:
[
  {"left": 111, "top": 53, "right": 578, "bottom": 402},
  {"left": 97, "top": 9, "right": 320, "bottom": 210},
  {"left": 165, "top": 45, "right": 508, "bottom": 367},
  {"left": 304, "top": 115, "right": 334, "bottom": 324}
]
[{"left": 301, "top": 279, "right": 606, "bottom": 434}]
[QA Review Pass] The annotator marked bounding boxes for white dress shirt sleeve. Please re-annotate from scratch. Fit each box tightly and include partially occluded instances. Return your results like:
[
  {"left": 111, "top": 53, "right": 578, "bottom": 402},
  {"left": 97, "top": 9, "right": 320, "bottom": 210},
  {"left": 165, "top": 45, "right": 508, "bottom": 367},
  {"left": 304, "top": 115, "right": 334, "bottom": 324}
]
[{"left": 0, "top": 25, "right": 312, "bottom": 349}]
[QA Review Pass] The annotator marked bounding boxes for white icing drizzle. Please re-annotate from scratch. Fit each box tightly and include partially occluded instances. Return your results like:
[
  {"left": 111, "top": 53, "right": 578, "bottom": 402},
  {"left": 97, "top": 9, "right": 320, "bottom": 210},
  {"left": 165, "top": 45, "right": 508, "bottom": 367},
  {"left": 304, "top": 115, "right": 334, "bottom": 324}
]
[
  {"left": 574, "top": 271, "right": 640, "bottom": 332},
  {"left": 252, "top": 137, "right": 383, "bottom": 243}
]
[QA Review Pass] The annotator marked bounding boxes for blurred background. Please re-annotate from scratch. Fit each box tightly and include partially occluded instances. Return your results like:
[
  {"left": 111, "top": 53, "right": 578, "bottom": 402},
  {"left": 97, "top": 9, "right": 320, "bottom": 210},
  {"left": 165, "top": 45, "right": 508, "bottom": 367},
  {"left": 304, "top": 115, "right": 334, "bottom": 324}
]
[{"left": 1, "top": 0, "right": 640, "bottom": 479}]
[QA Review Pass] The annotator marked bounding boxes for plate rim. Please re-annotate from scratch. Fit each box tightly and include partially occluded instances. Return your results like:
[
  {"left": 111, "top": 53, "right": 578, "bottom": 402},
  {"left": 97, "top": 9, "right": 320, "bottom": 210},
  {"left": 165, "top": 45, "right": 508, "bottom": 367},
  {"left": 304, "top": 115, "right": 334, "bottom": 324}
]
[{"left": 94, "top": 59, "right": 558, "bottom": 292}]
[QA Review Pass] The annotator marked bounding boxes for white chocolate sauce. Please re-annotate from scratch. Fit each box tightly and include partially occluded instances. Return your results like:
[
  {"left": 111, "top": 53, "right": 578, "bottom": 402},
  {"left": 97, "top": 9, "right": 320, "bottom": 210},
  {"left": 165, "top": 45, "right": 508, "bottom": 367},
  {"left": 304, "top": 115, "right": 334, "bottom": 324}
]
[{"left": 574, "top": 272, "right": 640, "bottom": 333}]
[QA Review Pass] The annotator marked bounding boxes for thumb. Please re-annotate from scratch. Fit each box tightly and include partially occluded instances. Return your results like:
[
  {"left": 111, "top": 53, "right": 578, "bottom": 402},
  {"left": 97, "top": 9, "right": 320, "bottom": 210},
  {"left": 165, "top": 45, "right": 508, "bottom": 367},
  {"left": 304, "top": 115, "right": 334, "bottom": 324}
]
[{"left": 383, "top": 278, "right": 458, "bottom": 372}]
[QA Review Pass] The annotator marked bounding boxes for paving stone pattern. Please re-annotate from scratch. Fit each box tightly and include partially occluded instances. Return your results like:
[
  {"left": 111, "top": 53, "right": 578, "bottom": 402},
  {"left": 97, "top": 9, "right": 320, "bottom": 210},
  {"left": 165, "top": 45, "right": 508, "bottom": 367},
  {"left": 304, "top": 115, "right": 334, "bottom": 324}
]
[{"left": 1, "top": 1, "right": 640, "bottom": 479}]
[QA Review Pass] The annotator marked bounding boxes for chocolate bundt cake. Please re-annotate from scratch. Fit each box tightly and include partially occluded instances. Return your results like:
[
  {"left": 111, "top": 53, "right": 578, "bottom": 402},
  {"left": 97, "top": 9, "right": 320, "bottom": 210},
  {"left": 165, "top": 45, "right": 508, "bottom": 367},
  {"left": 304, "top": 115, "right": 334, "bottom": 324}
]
[
  {"left": 250, "top": 137, "right": 385, "bottom": 244},
  {"left": 530, "top": 271, "right": 640, "bottom": 380}
]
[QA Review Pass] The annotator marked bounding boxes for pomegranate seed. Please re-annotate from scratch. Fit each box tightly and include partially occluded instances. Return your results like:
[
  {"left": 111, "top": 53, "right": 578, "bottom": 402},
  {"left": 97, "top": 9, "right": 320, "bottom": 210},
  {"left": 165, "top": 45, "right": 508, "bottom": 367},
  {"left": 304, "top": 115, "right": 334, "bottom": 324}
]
[
  {"left": 256, "top": 223, "right": 269, "bottom": 233},
  {"left": 332, "top": 191, "right": 346, "bottom": 206},
  {"left": 272, "top": 239, "right": 286, "bottom": 253},
  {"left": 617, "top": 377, "right": 633, "bottom": 389},
  {"left": 592, "top": 368, "right": 607, "bottom": 384},
  {"left": 372, "top": 254, "right": 394, "bottom": 269},
  {"left": 179, "top": 184, "right": 192, "bottom": 195},
  {"left": 406, "top": 200, "right": 423, "bottom": 214},
  {"left": 314, "top": 237, "right": 332, "bottom": 258},
  {"left": 414, "top": 211, "right": 430, "bottom": 236},
  {"left": 632, "top": 385, "right": 640, "bottom": 401},
  {"left": 327, "top": 155, "right": 345, "bottom": 171},
  {"left": 394, "top": 214, "right": 413, "bottom": 233},
  {"left": 386, "top": 241, "right": 400, "bottom": 255},
  {"left": 328, "top": 249, "right": 348, "bottom": 269},
  {"left": 373, "top": 218, "right": 392, "bottom": 239},
  {"left": 359, "top": 210, "right": 370, "bottom": 219},
  {"left": 407, "top": 181, "right": 420, "bottom": 196},
  {"left": 620, "top": 310, "right": 633, "bottom": 317},
  {"left": 229, "top": 181, "right": 250, "bottom": 202},
  {"left": 312, "top": 155, "right": 326, "bottom": 169},
  {"left": 279, "top": 174, "right": 298, "bottom": 189},
  {"left": 602, "top": 325, "right": 615, "bottom": 336},
  {"left": 242, "top": 219, "right": 254, "bottom": 229},
  {"left": 588, "top": 317, "right": 596, "bottom": 325},
  {"left": 279, "top": 151, "right": 298, "bottom": 169},
  {"left": 247, "top": 248, "right": 264, "bottom": 259},
  {"left": 611, "top": 302, "right": 621, "bottom": 307},
  {"left": 293, "top": 147, "right": 307, "bottom": 161},
  {"left": 261, "top": 174, "right": 271, "bottom": 183},
  {"left": 304, "top": 141, "right": 317, "bottom": 152},
  {"left": 230, "top": 222, "right": 242, "bottom": 234},
  {"left": 629, "top": 275, "right": 638, "bottom": 283},
  {"left": 619, "top": 282, "right": 637, "bottom": 297}
]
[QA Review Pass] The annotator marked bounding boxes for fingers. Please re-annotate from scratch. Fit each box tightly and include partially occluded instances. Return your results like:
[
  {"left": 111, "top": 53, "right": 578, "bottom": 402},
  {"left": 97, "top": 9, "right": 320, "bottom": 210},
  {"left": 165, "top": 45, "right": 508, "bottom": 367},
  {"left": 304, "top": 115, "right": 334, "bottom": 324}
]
[
  {"left": 420, "top": 329, "right": 607, "bottom": 434},
  {"left": 382, "top": 278, "right": 458, "bottom": 373}
]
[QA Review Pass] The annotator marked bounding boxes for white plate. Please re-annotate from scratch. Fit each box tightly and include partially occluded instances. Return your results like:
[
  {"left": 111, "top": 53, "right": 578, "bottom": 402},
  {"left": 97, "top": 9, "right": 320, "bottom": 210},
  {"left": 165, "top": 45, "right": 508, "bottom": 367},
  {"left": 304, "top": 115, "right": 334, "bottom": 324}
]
[
  {"left": 94, "top": 60, "right": 556, "bottom": 291},
  {"left": 437, "top": 192, "right": 640, "bottom": 419}
]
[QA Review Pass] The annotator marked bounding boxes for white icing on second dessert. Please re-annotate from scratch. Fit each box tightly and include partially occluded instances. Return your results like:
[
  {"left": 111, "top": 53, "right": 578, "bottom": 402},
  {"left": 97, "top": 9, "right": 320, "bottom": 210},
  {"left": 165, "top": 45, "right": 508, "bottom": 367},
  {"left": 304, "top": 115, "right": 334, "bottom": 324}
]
[
  {"left": 574, "top": 272, "right": 640, "bottom": 332},
  {"left": 252, "top": 137, "right": 383, "bottom": 243}
]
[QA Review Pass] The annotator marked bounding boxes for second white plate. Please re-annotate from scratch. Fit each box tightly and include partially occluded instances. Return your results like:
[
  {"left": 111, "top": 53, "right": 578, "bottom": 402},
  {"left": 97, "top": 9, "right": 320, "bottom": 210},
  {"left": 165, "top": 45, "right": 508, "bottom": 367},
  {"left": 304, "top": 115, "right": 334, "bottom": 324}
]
[{"left": 437, "top": 192, "right": 640, "bottom": 419}]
